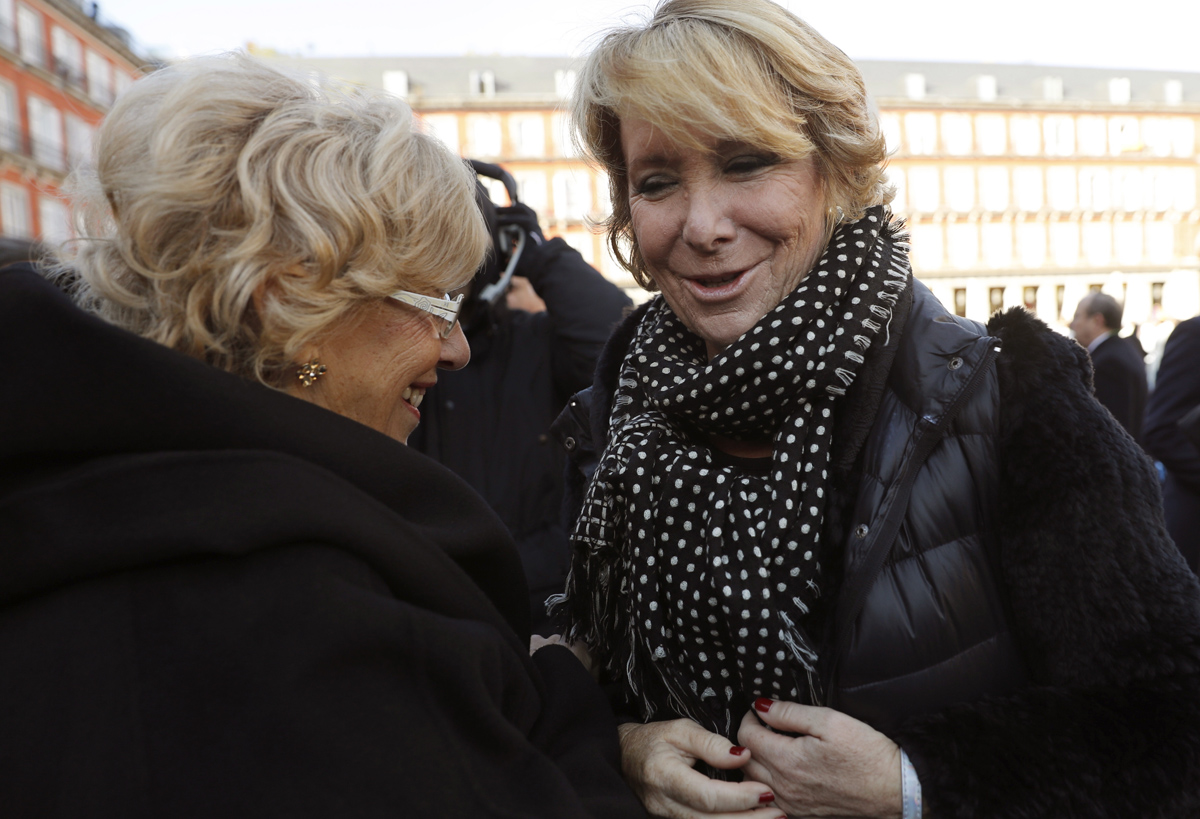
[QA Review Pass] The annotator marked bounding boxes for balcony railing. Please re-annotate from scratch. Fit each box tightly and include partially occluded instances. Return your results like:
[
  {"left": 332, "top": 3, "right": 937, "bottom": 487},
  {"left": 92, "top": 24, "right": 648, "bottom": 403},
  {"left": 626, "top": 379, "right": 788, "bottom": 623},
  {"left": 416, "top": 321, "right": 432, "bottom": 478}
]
[{"left": 0, "top": 119, "right": 67, "bottom": 174}]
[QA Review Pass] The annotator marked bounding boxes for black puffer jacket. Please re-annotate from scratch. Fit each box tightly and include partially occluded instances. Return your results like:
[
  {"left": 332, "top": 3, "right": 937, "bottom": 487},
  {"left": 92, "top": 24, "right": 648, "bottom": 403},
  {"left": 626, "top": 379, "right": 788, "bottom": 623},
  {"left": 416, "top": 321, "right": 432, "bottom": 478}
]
[{"left": 557, "top": 279, "right": 1200, "bottom": 816}]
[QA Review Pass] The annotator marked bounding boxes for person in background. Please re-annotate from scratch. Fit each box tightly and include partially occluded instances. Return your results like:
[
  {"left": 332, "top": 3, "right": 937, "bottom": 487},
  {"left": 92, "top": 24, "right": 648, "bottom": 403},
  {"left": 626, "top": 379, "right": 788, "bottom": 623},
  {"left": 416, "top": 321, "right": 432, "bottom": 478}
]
[
  {"left": 410, "top": 177, "right": 631, "bottom": 635},
  {"left": 0, "top": 53, "right": 643, "bottom": 818},
  {"left": 1069, "top": 291, "right": 1149, "bottom": 440},
  {"left": 551, "top": 1, "right": 1200, "bottom": 817},
  {"left": 1143, "top": 315, "right": 1200, "bottom": 572}
]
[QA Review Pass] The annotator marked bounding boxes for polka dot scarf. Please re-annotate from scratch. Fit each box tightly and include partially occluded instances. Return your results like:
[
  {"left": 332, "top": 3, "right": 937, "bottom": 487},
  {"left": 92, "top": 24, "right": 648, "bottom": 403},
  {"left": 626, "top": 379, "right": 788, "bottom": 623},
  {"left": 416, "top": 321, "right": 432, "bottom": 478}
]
[{"left": 553, "top": 207, "right": 910, "bottom": 738}]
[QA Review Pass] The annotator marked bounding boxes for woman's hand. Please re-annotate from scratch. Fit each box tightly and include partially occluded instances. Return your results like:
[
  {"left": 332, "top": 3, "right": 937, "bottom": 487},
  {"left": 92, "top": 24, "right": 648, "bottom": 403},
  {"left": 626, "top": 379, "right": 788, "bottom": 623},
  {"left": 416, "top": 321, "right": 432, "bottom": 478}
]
[
  {"left": 619, "top": 718, "right": 786, "bottom": 819},
  {"left": 737, "top": 700, "right": 902, "bottom": 819}
]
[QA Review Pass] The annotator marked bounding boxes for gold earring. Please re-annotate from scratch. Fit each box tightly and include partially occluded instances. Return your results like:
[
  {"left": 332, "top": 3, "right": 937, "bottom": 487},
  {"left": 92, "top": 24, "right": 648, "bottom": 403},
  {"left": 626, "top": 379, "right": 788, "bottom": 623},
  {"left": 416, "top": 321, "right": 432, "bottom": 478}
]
[{"left": 297, "top": 359, "right": 327, "bottom": 387}]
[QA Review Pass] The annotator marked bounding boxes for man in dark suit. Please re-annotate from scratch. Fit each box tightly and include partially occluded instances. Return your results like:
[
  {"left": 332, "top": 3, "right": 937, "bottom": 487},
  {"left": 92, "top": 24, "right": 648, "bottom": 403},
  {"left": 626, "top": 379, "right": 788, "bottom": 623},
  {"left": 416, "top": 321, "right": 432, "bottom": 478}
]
[
  {"left": 1143, "top": 317, "right": 1200, "bottom": 572},
  {"left": 1069, "top": 292, "right": 1148, "bottom": 440}
]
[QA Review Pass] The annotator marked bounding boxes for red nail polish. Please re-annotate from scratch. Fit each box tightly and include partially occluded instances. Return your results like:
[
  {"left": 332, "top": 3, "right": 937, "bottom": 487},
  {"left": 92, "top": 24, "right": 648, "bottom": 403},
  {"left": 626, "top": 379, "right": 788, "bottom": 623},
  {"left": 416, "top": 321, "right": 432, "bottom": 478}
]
[
  {"left": 754, "top": 697, "right": 774, "bottom": 713},
  {"left": 758, "top": 792, "right": 775, "bottom": 804},
  {"left": 729, "top": 745, "right": 747, "bottom": 756}
]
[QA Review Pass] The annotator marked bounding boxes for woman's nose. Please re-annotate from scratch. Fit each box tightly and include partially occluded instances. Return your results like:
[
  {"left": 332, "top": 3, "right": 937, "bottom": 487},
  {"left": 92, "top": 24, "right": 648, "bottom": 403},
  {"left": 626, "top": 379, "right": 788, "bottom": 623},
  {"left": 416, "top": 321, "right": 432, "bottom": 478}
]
[
  {"left": 680, "top": 187, "right": 735, "bottom": 250},
  {"left": 438, "top": 322, "right": 471, "bottom": 371}
]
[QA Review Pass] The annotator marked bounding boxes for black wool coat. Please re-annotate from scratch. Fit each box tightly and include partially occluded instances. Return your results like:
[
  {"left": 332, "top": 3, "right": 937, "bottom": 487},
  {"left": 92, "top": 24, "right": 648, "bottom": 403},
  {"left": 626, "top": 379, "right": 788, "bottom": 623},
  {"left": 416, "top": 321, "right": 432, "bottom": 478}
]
[
  {"left": 558, "top": 281, "right": 1200, "bottom": 818},
  {"left": 0, "top": 266, "right": 646, "bottom": 819}
]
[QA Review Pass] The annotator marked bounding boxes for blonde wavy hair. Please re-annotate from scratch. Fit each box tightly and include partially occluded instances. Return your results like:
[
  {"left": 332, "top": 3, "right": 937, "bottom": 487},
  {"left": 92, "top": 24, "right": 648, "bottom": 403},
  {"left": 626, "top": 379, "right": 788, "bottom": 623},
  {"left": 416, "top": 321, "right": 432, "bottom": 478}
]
[
  {"left": 54, "top": 52, "right": 488, "bottom": 386},
  {"left": 573, "top": 0, "right": 892, "bottom": 289}
]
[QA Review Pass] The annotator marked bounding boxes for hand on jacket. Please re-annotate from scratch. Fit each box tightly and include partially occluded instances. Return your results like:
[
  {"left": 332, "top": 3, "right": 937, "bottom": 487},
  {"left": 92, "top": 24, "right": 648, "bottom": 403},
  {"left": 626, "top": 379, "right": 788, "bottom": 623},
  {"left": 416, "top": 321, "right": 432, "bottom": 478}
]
[
  {"left": 737, "top": 700, "right": 902, "bottom": 819},
  {"left": 618, "top": 718, "right": 784, "bottom": 819}
]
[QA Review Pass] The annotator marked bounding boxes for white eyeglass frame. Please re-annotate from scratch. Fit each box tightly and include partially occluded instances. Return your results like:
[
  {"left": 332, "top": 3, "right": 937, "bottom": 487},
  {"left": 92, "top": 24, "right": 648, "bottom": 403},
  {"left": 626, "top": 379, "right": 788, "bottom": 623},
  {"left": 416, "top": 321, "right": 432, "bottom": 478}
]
[{"left": 387, "top": 290, "right": 464, "bottom": 338}]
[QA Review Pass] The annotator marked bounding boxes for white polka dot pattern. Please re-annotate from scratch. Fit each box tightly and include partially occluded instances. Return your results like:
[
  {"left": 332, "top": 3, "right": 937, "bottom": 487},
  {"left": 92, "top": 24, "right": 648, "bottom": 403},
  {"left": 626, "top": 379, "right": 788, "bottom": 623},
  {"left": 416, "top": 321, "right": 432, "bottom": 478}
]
[{"left": 553, "top": 207, "right": 911, "bottom": 737}]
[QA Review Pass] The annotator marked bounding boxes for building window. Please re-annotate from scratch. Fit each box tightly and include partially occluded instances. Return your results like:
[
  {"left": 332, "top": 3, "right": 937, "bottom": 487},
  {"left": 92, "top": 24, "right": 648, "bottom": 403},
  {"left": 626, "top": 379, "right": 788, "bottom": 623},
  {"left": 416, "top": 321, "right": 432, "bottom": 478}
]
[
  {"left": 1108, "top": 77, "right": 1131, "bottom": 105},
  {"left": 887, "top": 167, "right": 906, "bottom": 211},
  {"left": 1050, "top": 222, "right": 1080, "bottom": 267},
  {"left": 38, "top": 195, "right": 70, "bottom": 242},
  {"left": 16, "top": 4, "right": 42, "bottom": 67},
  {"left": 1077, "top": 116, "right": 1107, "bottom": 156},
  {"left": 1170, "top": 118, "right": 1195, "bottom": 158},
  {"left": 1172, "top": 168, "right": 1197, "bottom": 211},
  {"left": 554, "top": 69, "right": 576, "bottom": 98},
  {"left": 1165, "top": 81, "right": 1183, "bottom": 106},
  {"left": 1013, "top": 167, "right": 1044, "bottom": 212},
  {"left": 382, "top": 70, "right": 408, "bottom": 98},
  {"left": 941, "top": 113, "right": 973, "bottom": 155},
  {"left": 114, "top": 71, "right": 134, "bottom": 100},
  {"left": 66, "top": 114, "right": 94, "bottom": 167},
  {"left": 1043, "top": 115, "right": 1075, "bottom": 157},
  {"left": 981, "top": 221, "right": 1013, "bottom": 267},
  {"left": 27, "top": 94, "right": 63, "bottom": 171},
  {"left": 906, "top": 165, "right": 939, "bottom": 212},
  {"left": 1046, "top": 166, "right": 1077, "bottom": 211},
  {"left": 1041, "top": 76, "right": 1064, "bottom": 102},
  {"left": 1114, "top": 221, "right": 1142, "bottom": 264},
  {"left": 467, "top": 69, "right": 495, "bottom": 97},
  {"left": 947, "top": 222, "right": 979, "bottom": 268},
  {"left": 1023, "top": 286, "right": 1038, "bottom": 311},
  {"left": 50, "top": 25, "right": 82, "bottom": 86},
  {"left": 975, "top": 75, "right": 997, "bottom": 102},
  {"left": 879, "top": 113, "right": 901, "bottom": 155},
  {"left": 465, "top": 114, "right": 501, "bottom": 157},
  {"left": 553, "top": 170, "right": 591, "bottom": 221},
  {"left": 904, "top": 73, "right": 926, "bottom": 100},
  {"left": 1152, "top": 282, "right": 1165, "bottom": 308},
  {"left": 1017, "top": 222, "right": 1046, "bottom": 267},
  {"left": 910, "top": 223, "right": 944, "bottom": 270},
  {"left": 0, "top": 0, "right": 14, "bottom": 52},
  {"left": 1079, "top": 167, "right": 1112, "bottom": 211},
  {"left": 978, "top": 166, "right": 1010, "bottom": 211},
  {"left": 552, "top": 112, "right": 577, "bottom": 158},
  {"left": 1082, "top": 221, "right": 1113, "bottom": 266},
  {"left": 1056, "top": 285, "right": 1066, "bottom": 318},
  {"left": 86, "top": 49, "right": 113, "bottom": 105},
  {"left": 1113, "top": 168, "right": 1145, "bottom": 211},
  {"left": 1142, "top": 118, "right": 1172, "bottom": 157},
  {"left": 0, "top": 77, "right": 17, "bottom": 153},
  {"left": 953, "top": 288, "right": 967, "bottom": 317},
  {"left": 1109, "top": 117, "right": 1140, "bottom": 155},
  {"left": 513, "top": 170, "right": 547, "bottom": 215},
  {"left": 988, "top": 287, "right": 1006, "bottom": 314},
  {"left": 976, "top": 114, "right": 1006, "bottom": 155},
  {"left": 904, "top": 113, "right": 937, "bottom": 155},
  {"left": 1, "top": 182, "right": 30, "bottom": 236},
  {"left": 1010, "top": 115, "right": 1040, "bottom": 156},
  {"left": 420, "top": 114, "right": 459, "bottom": 153},
  {"left": 509, "top": 114, "right": 544, "bottom": 158},
  {"left": 944, "top": 166, "right": 975, "bottom": 212},
  {"left": 1146, "top": 222, "right": 1174, "bottom": 264}
]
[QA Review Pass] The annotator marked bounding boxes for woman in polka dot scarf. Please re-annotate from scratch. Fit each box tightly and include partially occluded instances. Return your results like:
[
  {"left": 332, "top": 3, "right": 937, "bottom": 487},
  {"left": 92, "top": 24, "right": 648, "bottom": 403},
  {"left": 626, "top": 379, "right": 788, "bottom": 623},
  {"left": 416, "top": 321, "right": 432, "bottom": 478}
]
[{"left": 550, "top": 1, "right": 1200, "bottom": 818}]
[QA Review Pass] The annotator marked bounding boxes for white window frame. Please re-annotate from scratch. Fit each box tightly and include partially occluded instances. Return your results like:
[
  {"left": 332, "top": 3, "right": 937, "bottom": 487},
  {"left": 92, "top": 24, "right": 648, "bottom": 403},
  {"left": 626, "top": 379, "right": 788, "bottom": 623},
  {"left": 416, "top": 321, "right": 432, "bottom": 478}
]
[
  {"left": 27, "top": 93, "right": 64, "bottom": 171},
  {"left": 1, "top": 181, "right": 31, "bottom": 237}
]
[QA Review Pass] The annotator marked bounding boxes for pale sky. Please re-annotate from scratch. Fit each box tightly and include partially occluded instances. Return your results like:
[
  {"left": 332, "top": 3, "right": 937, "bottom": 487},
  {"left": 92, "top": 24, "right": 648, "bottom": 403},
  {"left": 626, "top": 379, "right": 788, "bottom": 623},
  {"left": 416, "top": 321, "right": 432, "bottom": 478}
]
[{"left": 100, "top": 0, "right": 1200, "bottom": 73}]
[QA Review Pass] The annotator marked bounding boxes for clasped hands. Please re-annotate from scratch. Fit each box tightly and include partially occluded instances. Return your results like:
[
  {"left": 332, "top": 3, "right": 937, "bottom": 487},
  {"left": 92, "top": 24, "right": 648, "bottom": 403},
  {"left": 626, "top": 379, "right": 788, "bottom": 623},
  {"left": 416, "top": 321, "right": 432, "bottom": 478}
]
[{"left": 619, "top": 698, "right": 902, "bottom": 819}]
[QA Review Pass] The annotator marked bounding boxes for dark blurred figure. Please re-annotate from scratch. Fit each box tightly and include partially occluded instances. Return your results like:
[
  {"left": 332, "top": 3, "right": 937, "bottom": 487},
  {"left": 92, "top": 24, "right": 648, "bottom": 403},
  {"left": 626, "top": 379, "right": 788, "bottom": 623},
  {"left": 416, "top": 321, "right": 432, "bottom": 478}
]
[
  {"left": 410, "top": 166, "right": 631, "bottom": 635},
  {"left": 0, "top": 237, "right": 45, "bottom": 268},
  {"left": 1143, "top": 316, "right": 1200, "bottom": 572},
  {"left": 1070, "top": 292, "right": 1148, "bottom": 440}
]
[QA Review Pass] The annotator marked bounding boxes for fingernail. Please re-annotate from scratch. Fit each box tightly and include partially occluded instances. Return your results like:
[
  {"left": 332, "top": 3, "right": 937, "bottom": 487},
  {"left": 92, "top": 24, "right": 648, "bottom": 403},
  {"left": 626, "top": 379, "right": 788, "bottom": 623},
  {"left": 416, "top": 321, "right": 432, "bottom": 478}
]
[
  {"left": 758, "top": 792, "right": 775, "bottom": 804},
  {"left": 754, "top": 697, "right": 774, "bottom": 713},
  {"left": 729, "top": 745, "right": 747, "bottom": 756}
]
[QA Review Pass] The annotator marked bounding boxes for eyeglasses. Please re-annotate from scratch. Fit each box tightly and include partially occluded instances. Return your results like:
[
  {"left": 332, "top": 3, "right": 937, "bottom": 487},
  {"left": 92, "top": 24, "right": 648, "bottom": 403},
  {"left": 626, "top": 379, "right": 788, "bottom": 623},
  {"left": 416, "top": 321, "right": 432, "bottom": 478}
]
[{"left": 387, "top": 290, "right": 464, "bottom": 339}]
